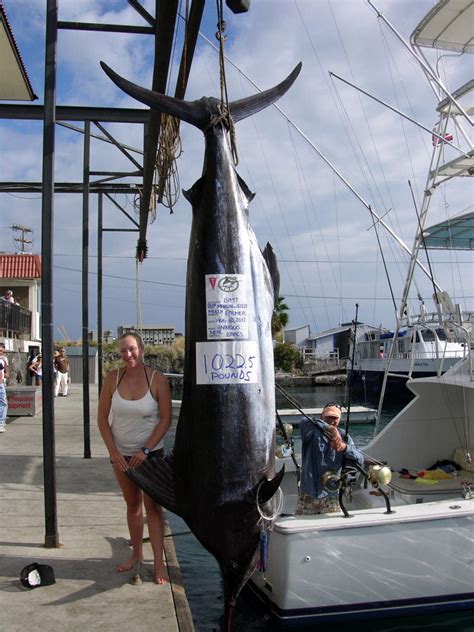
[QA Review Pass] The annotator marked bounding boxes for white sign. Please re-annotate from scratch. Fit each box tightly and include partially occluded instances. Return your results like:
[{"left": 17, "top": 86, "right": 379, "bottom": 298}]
[
  {"left": 205, "top": 274, "right": 248, "bottom": 339},
  {"left": 196, "top": 341, "right": 258, "bottom": 385}
]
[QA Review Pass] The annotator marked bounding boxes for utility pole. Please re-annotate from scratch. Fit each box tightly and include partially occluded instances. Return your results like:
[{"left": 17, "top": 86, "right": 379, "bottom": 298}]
[{"left": 11, "top": 224, "right": 33, "bottom": 252}]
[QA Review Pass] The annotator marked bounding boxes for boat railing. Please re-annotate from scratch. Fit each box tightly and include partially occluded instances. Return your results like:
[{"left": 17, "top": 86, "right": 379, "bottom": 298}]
[
  {"left": 300, "top": 347, "right": 340, "bottom": 361},
  {"left": 356, "top": 336, "right": 466, "bottom": 362}
]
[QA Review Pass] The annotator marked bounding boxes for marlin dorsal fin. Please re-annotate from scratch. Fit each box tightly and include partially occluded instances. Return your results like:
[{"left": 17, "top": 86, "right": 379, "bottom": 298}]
[{"left": 262, "top": 242, "right": 280, "bottom": 306}]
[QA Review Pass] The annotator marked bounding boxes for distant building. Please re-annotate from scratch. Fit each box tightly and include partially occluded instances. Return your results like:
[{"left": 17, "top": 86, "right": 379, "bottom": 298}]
[
  {"left": 117, "top": 324, "right": 175, "bottom": 347},
  {"left": 64, "top": 346, "right": 99, "bottom": 384},
  {"left": 0, "top": 252, "right": 42, "bottom": 350},
  {"left": 285, "top": 323, "right": 379, "bottom": 361},
  {"left": 283, "top": 325, "right": 310, "bottom": 346}
]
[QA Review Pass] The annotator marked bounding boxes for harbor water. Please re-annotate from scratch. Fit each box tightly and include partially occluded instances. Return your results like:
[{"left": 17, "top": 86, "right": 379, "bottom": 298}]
[{"left": 165, "top": 385, "right": 474, "bottom": 631}]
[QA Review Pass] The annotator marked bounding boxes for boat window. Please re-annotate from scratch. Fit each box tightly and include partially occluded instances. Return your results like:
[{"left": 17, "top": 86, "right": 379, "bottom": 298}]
[
  {"left": 415, "top": 331, "right": 422, "bottom": 343},
  {"left": 421, "top": 329, "right": 435, "bottom": 342},
  {"left": 436, "top": 328, "right": 447, "bottom": 341}
]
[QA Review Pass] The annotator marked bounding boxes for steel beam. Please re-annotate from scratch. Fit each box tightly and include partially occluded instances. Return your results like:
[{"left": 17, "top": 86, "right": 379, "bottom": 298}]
[
  {"left": 0, "top": 182, "right": 142, "bottom": 194},
  {"left": 58, "top": 20, "right": 153, "bottom": 34},
  {"left": 0, "top": 104, "right": 148, "bottom": 123},
  {"left": 82, "top": 121, "right": 91, "bottom": 459},
  {"left": 137, "top": 0, "right": 179, "bottom": 261},
  {"left": 41, "top": 0, "right": 59, "bottom": 550}
]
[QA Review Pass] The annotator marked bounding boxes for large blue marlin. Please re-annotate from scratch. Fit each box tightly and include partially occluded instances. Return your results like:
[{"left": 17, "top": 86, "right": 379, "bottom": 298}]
[{"left": 101, "top": 60, "right": 301, "bottom": 629}]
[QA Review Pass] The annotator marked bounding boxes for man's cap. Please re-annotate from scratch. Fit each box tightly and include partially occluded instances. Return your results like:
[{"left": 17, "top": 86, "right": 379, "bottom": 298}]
[{"left": 20, "top": 562, "right": 56, "bottom": 589}]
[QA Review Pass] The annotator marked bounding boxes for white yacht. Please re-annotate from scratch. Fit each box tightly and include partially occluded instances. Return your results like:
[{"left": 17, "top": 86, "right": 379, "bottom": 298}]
[
  {"left": 250, "top": 351, "right": 474, "bottom": 625},
  {"left": 349, "top": 308, "right": 471, "bottom": 403},
  {"left": 250, "top": 0, "right": 474, "bottom": 624}
]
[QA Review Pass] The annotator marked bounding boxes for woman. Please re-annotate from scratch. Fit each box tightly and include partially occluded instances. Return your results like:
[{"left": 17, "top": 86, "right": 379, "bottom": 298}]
[
  {"left": 97, "top": 333, "right": 172, "bottom": 584},
  {"left": 29, "top": 355, "right": 42, "bottom": 386}
]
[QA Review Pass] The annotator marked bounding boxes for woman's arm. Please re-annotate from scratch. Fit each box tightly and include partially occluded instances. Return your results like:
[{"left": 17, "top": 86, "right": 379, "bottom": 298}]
[{"left": 97, "top": 371, "right": 129, "bottom": 471}]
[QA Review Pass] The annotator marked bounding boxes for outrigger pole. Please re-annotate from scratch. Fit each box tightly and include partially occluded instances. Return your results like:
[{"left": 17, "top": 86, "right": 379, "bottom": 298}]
[
  {"left": 367, "top": 0, "right": 473, "bottom": 127},
  {"left": 190, "top": 22, "right": 441, "bottom": 289},
  {"left": 329, "top": 71, "right": 468, "bottom": 157}
]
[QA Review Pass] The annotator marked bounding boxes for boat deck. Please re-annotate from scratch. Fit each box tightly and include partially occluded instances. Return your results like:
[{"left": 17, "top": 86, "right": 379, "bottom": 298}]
[
  {"left": 389, "top": 470, "right": 474, "bottom": 497},
  {"left": 277, "top": 405, "right": 376, "bottom": 423},
  {"left": 274, "top": 496, "right": 474, "bottom": 533}
]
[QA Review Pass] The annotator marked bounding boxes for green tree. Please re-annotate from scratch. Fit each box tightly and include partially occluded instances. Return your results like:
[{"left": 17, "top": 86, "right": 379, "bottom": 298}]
[
  {"left": 272, "top": 295, "right": 289, "bottom": 339},
  {"left": 273, "top": 342, "right": 300, "bottom": 373}
]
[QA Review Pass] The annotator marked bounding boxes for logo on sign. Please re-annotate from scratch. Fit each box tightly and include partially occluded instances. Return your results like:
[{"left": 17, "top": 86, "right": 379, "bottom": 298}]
[
  {"left": 218, "top": 276, "right": 239, "bottom": 293},
  {"left": 209, "top": 277, "right": 218, "bottom": 289}
]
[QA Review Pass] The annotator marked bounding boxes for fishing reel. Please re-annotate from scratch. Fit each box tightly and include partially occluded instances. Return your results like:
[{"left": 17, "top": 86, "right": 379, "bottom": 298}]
[
  {"left": 368, "top": 464, "right": 392, "bottom": 487},
  {"left": 276, "top": 423, "right": 293, "bottom": 438},
  {"left": 321, "top": 470, "right": 341, "bottom": 493},
  {"left": 321, "top": 467, "right": 359, "bottom": 494},
  {"left": 320, "top": 467, "right": 361, "bottom": 518},
  {"left": 276, "top": 444, "right": 293, "bottom": 459},
  {"left": 276, "top": 423, "right": 294, "bottom": 459}
]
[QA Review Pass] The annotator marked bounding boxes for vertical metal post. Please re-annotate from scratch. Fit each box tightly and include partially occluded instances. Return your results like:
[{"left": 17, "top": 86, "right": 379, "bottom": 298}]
[
  {"left": 41, "top": 0, "right": 59, "bottom": 548},
  {"left": 97, "top": 192, "right": 103, "bottom": 394},
  {"left": 82, "top": 121, "right": 91, "bottom": 458}
]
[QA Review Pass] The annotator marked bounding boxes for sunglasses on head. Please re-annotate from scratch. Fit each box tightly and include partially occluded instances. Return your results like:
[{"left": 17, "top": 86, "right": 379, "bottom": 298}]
[{"left": 323, "top": 403, "right": 342, "bottom": 411}]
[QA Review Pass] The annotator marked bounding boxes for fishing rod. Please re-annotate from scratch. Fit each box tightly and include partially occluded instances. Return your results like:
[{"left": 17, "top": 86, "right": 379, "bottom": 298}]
[
  {"left": 275, "top": 382, "right": 384, "bottom": 466},
  {"left": 187, "top": 16, "right": 441, "bottom": 288}
]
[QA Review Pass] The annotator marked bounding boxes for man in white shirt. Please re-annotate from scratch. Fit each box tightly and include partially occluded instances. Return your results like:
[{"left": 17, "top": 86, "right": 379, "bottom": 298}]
[{"left": 0, "top": 343, "right": 9, "bottom": 432}]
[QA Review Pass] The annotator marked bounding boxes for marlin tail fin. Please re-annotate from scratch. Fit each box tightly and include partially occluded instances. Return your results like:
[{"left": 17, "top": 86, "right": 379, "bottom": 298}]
[{"left": 100, "top": 61, "right": 302, "bottom": 131}]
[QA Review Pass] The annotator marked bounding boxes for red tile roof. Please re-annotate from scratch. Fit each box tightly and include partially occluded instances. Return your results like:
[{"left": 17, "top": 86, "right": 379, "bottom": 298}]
[{"left": 0, "top": 254, "right": 42, "bottom": 279}]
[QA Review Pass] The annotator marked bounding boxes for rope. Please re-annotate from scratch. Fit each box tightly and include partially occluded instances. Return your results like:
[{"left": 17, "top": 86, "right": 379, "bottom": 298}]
[
  {"left": 135, "top": 259, "right": 143, "bottom": 335},
  {"left": 154, "top": 114, "right": 182, "bottom": 214},
  {"left": 215, "top": 0, "right": 239, "bottom": 165},
  {"left": 151, "top": 0, "right": 189, "bottom": 215}
]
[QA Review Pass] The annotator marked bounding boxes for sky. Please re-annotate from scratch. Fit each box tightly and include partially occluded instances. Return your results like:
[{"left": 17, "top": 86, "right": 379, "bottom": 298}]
[{"left": 1, "top": 0, "right": 472, "bottom": 341}]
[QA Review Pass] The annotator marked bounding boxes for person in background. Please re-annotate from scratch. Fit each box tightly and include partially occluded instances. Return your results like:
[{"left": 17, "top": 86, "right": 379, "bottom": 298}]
[
  {"left": 97, "top": 332, "right": 172, "bottom": 584},
  {"left": 0, "top": 343, "right": 9, "bottom": 433},
  {"left": 2, "top": 290, "right": 19, "bottom": 305},
  {"left": 54, "top": 347, "right": 70, "bottom": 397},
  {"left": 26, "top": 349, "right": 39, "bottom": 386},
  {"left": 29, "top": 354, "right": 42, "bottom": 386},
  {"left": 296, "top": 403, "right": 364, "bottom": 515}
]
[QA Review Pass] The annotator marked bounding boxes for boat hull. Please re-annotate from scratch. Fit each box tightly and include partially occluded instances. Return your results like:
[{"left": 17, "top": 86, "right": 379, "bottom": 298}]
[
  {"left": 348, "top": 360, "right": 464, "bottom": 405},
  {"left": 249, "top": 503, "right": 474, "bottom": 625}
]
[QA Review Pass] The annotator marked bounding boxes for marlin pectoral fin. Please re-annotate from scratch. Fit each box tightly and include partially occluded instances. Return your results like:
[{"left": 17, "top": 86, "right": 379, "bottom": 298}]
[
  {"left": 236, "top": 173, "right": 255, "bottom": 204},
  {"left": 262, "top": 242, "right": 280, "bottom": 304},
  {"left": 183, "top": 174, "right": 205, "bottom": 207},
  {"left": 127, "top": 453, "right": 179, "bottom": 515},
  {"left": 257, "top": 466, "right": 285, "bottom": 504}
]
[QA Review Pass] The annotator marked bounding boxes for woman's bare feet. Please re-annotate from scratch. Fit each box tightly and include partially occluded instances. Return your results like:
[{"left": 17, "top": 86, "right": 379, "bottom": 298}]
[
  {"left": 116, "top": 557, "right": 143, "bottom": 572},
  {"left": 154, "top": 562, "right": 169, "bottom": 585}
]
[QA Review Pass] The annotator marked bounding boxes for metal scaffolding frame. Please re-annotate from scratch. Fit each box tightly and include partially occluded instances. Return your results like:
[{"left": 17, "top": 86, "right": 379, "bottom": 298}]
[{"left": 0, "top": 0, "right": 211, "bottom": 549}]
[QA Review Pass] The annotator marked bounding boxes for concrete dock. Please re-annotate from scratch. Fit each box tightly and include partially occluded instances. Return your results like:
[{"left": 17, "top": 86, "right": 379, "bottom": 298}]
[{"left": 0, "top": 384, "right": 194, "bottom": 631}]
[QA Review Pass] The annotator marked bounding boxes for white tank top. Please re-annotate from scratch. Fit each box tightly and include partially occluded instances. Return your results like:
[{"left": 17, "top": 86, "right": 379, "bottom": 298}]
[{"left": 111, "top": 368, "right": 163, "bottom": 456}]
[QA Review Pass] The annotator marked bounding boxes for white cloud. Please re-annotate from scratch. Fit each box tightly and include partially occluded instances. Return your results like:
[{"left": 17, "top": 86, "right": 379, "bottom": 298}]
[{"left": 1, "top": 0, "right": 472, "bottom": 337}]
